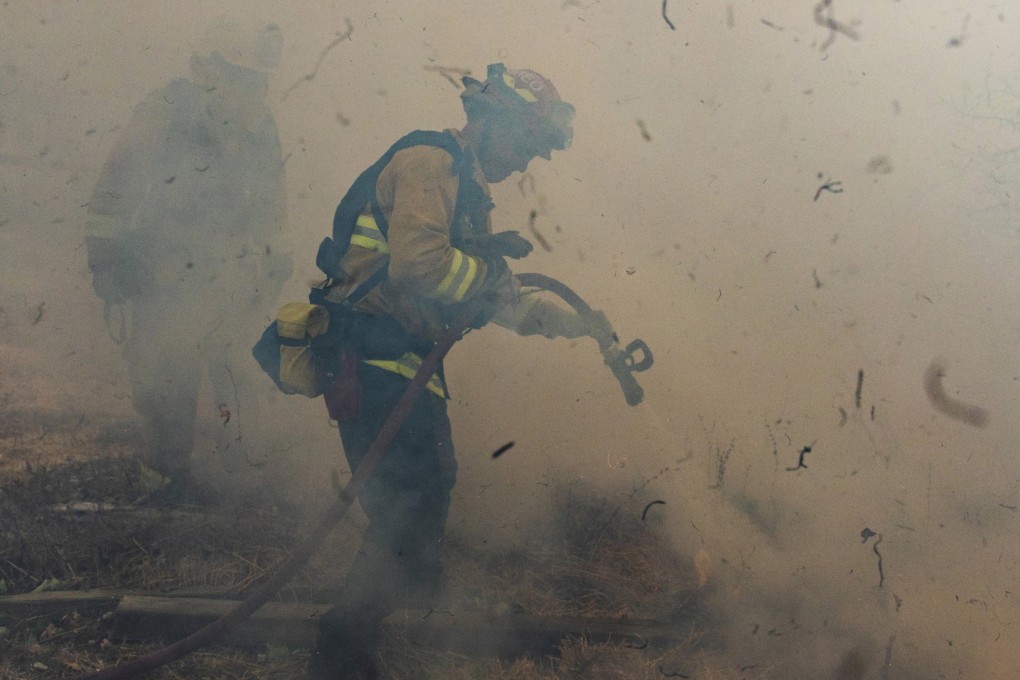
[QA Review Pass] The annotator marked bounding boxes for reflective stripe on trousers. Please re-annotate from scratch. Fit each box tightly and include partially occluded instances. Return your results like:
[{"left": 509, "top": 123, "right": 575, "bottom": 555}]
[{"left": 362, "top": 351, "right": 448, "bottom": 399}]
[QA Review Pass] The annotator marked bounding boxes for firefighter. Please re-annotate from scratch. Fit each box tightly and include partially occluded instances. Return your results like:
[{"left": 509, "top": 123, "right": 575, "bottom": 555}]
[
  {"left": 307, "top": 63, "right": 588, "bottom": 680},
  {"left": 85, "top": 21, "right": 292, "bottom": 499}
]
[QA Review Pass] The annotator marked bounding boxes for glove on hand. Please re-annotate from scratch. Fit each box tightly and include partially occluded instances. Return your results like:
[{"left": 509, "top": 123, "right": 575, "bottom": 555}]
[
  {"left": 460, "top": 257, "right": 515, "bottom": 329},
  {"left": 461, "top": 231, "right": 534, "bottom": 260},
  {"left": 86, "top": 237, "right": 129, "bottom": 303},
  {"left": 91, "top": 269, "right": 126, "bottom": 304},
  {"left": 555, "top": 313, "right": 588, "bottom": 339},
  {"left": 583, "top": 309, "right": 616, "bottom": 346},
  {"left": 489, "top": 231, "right": 534, "bottom": 259}
]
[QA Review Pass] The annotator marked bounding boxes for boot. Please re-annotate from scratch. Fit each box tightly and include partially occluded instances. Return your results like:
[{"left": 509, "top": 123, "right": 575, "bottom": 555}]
[{"left": 307, "top": 606, "right": 382, "bottom": 680}]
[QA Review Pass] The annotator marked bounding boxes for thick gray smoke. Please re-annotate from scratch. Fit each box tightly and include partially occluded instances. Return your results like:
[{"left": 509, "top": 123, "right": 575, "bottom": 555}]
[{"left": 2, "top": 1, "right": 1018, "bottom": 677}]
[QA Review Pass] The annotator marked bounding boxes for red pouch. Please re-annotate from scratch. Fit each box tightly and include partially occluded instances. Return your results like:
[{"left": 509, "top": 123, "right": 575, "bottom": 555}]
[{"left": 323, "top": 351, "right": 361, "bottom": 422}]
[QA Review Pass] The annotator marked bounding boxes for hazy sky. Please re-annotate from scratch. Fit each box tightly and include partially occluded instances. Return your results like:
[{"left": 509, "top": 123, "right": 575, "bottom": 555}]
[{"left": 2, "top": 1, "right": 1019, "bottom": 677}]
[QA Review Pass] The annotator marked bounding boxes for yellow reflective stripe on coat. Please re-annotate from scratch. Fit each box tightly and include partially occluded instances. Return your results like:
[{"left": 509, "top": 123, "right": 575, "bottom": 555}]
[
  {"left": 349, "top": 214, "right": 389, "bottom": 253},
  {"left": 363, "top": 352, "right": 448, "bottom": 399},
  {"left": 433, "top": 248, "right": 478, "bottom": 302},
  {"left": 517, "top": 290, "right": 541, "bottom": 315}
]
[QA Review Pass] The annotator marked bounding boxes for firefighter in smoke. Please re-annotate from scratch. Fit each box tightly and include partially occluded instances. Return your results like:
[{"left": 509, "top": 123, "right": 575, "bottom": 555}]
[
  {"left": 85, "top": 21, "right": 292, "bottom": 498},
  {"left": 307, "top": 64, "right": 591, "bottom": 679}
]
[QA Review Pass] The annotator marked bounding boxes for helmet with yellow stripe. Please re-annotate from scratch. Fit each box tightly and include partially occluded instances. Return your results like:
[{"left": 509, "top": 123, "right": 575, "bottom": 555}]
[{"left": 461, "top": 63, "right": 574, "bottom": 152}]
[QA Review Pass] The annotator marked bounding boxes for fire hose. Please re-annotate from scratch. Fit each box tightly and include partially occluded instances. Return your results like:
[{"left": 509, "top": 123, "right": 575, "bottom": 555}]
[
  {"left": 515, "top": 272, "right": 653, "bottom": 406},
  {"left": 71, "top": 273, "right": 651, "bottom": 679}
]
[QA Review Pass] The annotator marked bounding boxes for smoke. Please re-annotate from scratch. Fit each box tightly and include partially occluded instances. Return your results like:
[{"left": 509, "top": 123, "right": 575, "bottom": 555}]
[{"left": 2, "top": 1, "right": 1019, "bottom": 677}]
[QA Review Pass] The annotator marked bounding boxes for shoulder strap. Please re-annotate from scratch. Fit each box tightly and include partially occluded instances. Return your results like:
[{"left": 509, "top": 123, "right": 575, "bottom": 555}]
[
  {"left": 318, "top": 131, "right": 483, "bottom": 307},
  {"left": 331, "top": 130, "right": 465, "bottom": 244}
]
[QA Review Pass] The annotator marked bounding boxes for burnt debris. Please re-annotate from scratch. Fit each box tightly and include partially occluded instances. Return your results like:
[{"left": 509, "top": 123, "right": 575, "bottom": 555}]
[
  {"left": 784, "top": 443, "right": 814, "bottom": 471},
  {"left": 642, "top": 499, "right": 666, "bottom": 521},
  {"left": 661, "top": 0, "right": 677, "bottom": 30},
  {"left": 854, "top": 369, "right": 864, "bottom": 409},
  {"left": 923, "top": 360, "right": 989, "bottom": 427},
  {"left": 491, "top": 441, "right": 515, "bottom": 459}
]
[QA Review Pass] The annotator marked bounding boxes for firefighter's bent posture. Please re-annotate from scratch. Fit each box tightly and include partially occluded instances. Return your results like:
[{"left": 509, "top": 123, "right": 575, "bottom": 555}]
[{"left": 308, "top": 64, "right": 589, "bottom": 679}]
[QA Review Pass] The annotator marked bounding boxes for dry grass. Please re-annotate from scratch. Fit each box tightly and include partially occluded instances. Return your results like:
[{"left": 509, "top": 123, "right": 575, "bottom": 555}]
[
  {"left": 0, "top": 413, "right": 761, "bottom": 679},
  {"left": 443, "top": 481, "right": 699, "bottom": 623},
  {"left": 0, "top": 455, "right": 299, "bottom": 596}
]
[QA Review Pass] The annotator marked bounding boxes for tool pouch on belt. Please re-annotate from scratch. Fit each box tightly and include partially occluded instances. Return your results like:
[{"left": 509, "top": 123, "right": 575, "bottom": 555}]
[
  {"left": 318, "top": 304, "right": 439, "bottom": 418},
  {"left": 252, "top": 302, "right": 332, "bottom": 397}
]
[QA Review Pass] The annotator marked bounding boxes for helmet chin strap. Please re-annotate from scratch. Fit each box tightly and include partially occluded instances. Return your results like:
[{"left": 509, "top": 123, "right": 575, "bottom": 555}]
[{"left": 474, "top": 116, "right": 506, "bottom": 180}]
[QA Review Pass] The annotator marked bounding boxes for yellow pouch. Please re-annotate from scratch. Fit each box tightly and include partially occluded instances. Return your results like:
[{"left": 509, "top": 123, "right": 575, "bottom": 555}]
[{"left": 252, "top": 302, "right": 331, "bottom": 397}]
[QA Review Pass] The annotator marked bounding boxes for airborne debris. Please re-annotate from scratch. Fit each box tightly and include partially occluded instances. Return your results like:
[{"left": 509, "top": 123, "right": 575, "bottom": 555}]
[
  {"left": 946, "top": 13, "right": 970, "bottom": 47},
  {"left": 516, "top": 172, "right": 536, "bottom": 197},
  {"left": 784, "top": 443, "right": 813, "bottom": 471},
  {"left": 282, "top": 19, "right": 354, "bottom": 101},
  {"left": 861, "top": 529, "right": 885, "bottom": 587},
  {"left": 490, "top": 441, "right": 515, "bottom": 459},
  {"left": 709, "top": 437, "right": 734, "bottom": 487},
  {"left": 527, "top": 209, "right": 552, "bottom": 252},
  {"left": 661, "top": 0, "right": 676, "bottom": 30},
  {"left": 854, "top": 369, "right": 864, "bottom": 409},
  {"left": 867, "top": 155, "right": 893, "bottom": 174},
  {"left": 872, "top": 532, "right": 885, "bottom": 587},
  {"left": 423, "top": 64, "right": 471, "bottom": 89},
  {"left": 636, "top": 119, "right": 651, "bottom": 141},
  {"left": 813, "top": 0, "right": 860, "bottom": 50},
  {"left": 812, "top": 268, "right": 824, "bottom": 289},
  {"left": 641, "top": 500, "right": 666, "bottom": 521},
  {"left": 923, "top": 360, "right": 989, "bottom": 427},
  {"left": 814, "top": 174, "right": 843, "bottom": 201}
]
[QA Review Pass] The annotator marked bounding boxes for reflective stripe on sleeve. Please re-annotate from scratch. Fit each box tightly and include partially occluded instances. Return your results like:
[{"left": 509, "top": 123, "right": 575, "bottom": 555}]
[
  {"left": 433, "top": 248, "right": 478, "bottom": 302},
  {"left": 363, "top": 352, "right": 449, "bottom": 399},
  {"left": 517, "top": 290, "right": 541, "bottom": 315},
  {"left": 349, "top": 214, "right": 390, "bottom": 253}
]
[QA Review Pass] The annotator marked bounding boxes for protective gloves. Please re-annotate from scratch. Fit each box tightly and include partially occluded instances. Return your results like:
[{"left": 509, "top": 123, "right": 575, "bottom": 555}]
[
  {"left": 86, "top": 237, "right": 128, "bottom": 303},
  {"left": 459, "top": 231, "right": 534, "bottom": 260},
  {"left": 581, "top": 309, "right": 616, "bottom": 346}
]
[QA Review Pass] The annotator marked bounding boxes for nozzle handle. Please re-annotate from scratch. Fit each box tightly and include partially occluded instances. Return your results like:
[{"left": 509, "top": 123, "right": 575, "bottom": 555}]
[{"left": 605, "top": 338, "right": 653, "bottom": 406}]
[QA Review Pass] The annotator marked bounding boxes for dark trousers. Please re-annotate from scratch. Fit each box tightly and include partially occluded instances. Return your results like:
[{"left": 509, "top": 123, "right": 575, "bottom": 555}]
[{"left": 310, "top": 362, "right": 456, "bottom": 678}]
